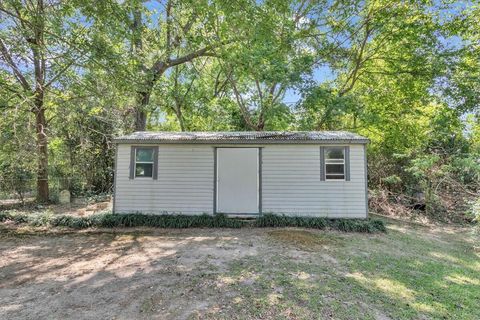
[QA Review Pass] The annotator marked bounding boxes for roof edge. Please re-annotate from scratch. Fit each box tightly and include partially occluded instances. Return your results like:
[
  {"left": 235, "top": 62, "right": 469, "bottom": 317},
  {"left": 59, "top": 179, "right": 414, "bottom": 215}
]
[{"left": 113, "top": 139, "right": 369, "bottom": 145}]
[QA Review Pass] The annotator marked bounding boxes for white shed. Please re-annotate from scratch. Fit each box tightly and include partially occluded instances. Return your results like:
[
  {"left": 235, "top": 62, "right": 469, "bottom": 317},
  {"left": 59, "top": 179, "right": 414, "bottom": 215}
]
[{"left": 112, "top": 131, "right": 369, "bottom": 218}]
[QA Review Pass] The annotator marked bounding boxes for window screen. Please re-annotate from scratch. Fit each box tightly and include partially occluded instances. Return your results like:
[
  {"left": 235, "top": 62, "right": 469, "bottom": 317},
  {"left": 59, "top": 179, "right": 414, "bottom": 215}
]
[
  {"left": 135, "top": 148, "right": 154, "bottom": 178},
  {"left": 325, "top": 147, "right": 345, "bottom": 180}
]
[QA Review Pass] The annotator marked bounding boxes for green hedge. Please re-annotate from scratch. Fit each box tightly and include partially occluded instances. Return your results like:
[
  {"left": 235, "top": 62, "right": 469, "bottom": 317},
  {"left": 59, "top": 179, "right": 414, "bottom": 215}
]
[
  {"left": 0, "top": 211, "right": 245, "bottom": 229},
  {"left": 255, "top": 214, "right": 387, "bottom": 233},
  {"left": 0, "top": 211, "right": 386, "bottom": 233}
]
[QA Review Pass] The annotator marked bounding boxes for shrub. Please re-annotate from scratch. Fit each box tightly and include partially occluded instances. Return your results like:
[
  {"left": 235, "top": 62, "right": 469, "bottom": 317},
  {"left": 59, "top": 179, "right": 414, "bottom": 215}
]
[
  {"left": 0, "top": 211, "right": 386, "bottom": 233},
  {"left": 467, "top": 198, "right": 480, "bottom": 223},
  {"left": 255, "top": 214, "right": 386, "bottom": 233},
  {"left": 0, "top": 164, "right": 34, "bottom": 205},
  {"left": 83, "top": 212, "right": 247, "bottom": 228}
]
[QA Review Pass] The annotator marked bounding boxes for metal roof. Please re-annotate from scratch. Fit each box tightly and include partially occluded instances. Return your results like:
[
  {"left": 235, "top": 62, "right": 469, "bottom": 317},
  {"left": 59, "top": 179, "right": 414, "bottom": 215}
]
[{"left": 114, "top": 131, "right": 369, "bottom": 144}]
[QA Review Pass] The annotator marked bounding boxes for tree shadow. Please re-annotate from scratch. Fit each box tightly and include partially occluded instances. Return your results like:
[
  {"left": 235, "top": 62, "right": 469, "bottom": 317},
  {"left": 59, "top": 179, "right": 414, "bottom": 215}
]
[
  {"left": 0, "top": 229, "right": 248, "bottom": 319},
  {"left": 196, "top": 224, "right": 480, "bottom": 319},
  {"left": 1, "top": 223, "right": 478, "bottom": 319},
  {"left": 339, "top": 224, "right": 480, "bottom": 319}
]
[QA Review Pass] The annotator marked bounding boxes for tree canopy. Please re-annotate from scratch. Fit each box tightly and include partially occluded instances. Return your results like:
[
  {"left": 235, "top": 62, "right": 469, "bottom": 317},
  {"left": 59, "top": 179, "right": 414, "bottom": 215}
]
[{"left": 0, "top": 0, "right": 478, "bottom": 220}]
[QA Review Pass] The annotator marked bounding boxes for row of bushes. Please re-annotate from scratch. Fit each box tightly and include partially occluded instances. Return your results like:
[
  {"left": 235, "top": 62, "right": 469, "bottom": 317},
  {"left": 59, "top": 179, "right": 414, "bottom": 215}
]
[
  {"left": 0, "top": 211, "right": 246, "bottom": 229},
  {"left": 0, "top": 211, "right": 386, "bottom": 233},
  {"left": 256, "top": 214, "right": 387, "bottom": 232}
]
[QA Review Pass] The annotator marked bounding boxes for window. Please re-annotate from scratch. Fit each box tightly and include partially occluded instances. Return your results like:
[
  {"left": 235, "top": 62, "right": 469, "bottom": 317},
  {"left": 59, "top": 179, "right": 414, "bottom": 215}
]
[
  {"left": 135, "top": 147, "right": 155, "bottom": 178},
  {"left": 325, "top": 147, "right": 345, "bottom": 180}
]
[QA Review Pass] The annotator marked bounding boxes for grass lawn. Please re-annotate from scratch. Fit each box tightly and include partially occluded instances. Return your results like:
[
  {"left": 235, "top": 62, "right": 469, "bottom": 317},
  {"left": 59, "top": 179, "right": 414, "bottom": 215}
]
[{"left": 0, "top": 215, "right": 478, "bottom": 319}]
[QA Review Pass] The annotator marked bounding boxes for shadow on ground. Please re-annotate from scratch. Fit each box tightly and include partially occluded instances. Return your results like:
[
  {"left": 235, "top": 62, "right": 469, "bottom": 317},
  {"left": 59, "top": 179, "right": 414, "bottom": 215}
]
[{"left": 0, "top": 220, "right": 478, "bottom": 319}]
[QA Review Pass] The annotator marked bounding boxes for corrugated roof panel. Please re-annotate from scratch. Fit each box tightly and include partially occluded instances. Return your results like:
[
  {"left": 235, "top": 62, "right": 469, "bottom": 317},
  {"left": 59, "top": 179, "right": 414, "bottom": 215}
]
[{"left": 113, "top": 131, "right": 369, "bottom": 144}]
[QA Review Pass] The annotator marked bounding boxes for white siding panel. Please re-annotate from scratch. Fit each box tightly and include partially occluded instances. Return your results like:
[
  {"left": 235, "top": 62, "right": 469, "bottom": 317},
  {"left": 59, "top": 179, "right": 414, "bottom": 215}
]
[
  {"left": 262, "top": 145, "right": 367, "bottom": 218},
  {"left": 114, "top": 144, "right": 214, "bottom": 214},
  {"left": 114, "top": 143, "right": 367, "bottom": 218}
]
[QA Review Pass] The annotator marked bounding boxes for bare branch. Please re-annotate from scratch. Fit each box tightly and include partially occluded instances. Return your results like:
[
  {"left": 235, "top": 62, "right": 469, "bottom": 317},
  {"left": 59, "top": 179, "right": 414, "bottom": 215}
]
[
  {"left": 166, "top": 46, "right": 215, "bottom": 68},
  {"left": 228, "top": 73, "right": 257, "bottom": 130},
  {"left": 272, "top": 84, "right": 285, "bottom": 103},
  {"left": 0, "top": 6, "right": 33, "bottom": 28},
  {"left": 255, "top": 80, "right": 263, "bottom": 104},
  {"left": 338, "top": 10, "right": 373, "bottom": 96},
  {"left": 43, "top": 58, "right": 76, "bottom": 88},
  {"left": 0, "top": 38, "right": 31, "bottom": 91},
  {"left": 165, "top": 0, "right": 172, "bottom": 54}
]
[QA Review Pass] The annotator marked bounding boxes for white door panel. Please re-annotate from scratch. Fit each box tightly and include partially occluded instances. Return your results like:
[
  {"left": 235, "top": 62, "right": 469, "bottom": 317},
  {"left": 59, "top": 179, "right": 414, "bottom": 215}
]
[{"left": 217, "top": 148, "right": 259, "bottom": 214}]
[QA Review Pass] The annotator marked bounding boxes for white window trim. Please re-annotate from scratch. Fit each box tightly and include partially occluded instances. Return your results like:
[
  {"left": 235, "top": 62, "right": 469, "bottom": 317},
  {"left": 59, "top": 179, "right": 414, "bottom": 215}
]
[
  {"left": 325, "top": 147, "right": 346, "bottom": 181},
  {"left": 134, "top": 148, "right": 155, "bottom": 178}
]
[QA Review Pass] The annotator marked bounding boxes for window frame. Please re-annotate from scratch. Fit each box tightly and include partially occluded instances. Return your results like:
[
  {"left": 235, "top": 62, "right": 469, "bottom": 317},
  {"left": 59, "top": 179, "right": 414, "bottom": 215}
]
[
  {"left": 131, "top": 146, "right": 157, "bottom": 179},
  {"left": 323, "top": 146, "right": 348, "bottom": 182}
]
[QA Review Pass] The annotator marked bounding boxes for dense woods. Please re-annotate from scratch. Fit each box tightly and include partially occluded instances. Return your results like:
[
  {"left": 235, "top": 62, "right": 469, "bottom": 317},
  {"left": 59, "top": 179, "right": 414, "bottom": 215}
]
[{"left": 1, "top": 0, "right": 479, "bottom": 222}]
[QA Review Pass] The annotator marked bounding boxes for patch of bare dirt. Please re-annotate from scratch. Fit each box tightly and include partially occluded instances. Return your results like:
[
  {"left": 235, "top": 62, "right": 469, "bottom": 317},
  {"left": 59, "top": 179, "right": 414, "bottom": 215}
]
[
  {"left": 0, "top": 197, "right": 35, "bottom": 206},
  {"left": 51, "top": 200, "right": 111, "bottom": 216},
  {"left": 1, "top": 200, "right": 112, "bottom": 216},
  {"left": 0, "top": 229, "right": 265, "bottom": 320},
  {"left": 1, "top": 223, "right": 477, "bottom": 319}
]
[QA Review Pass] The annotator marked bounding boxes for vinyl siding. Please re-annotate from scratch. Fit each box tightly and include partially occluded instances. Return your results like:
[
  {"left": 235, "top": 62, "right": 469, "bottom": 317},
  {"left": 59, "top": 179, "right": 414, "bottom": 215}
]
[
  {"left": 262, "top": 145, "right": 367, "bottom": 218},
  {"left": 114, "top": 143, "right": 367, "bottom": 218},
  {"left": 114, "top": 144, "right": 214, "bottom": 214}
]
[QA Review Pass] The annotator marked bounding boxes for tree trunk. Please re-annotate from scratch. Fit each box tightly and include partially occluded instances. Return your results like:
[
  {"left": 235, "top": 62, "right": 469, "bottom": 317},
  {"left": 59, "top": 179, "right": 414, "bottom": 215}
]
[
  {"left": 177, "top": 112, "right": 185, "bottom": 131},
  {"left": 132, "top": 5, "right": 147, "bottom": 132},
  {"left": 133, "top": 66, "right": 167, "bottom": 131},
  {"left": 173, "top": 107, "right": 185, "bottom": 131},
  {"left": 34, "top": 90, "right": 49, "bottom": 202},
  {"left": 173, "top": 97, "right": 186, "bottom": 131},
  {"left": 134, "top": 91, "right": 149, "bottom": 131},
  {"left": 128, "top": 0, "right": 214, "bottom": 131},
  {"left": 134, "top": 108, "right": 147, "bottom": 131}
]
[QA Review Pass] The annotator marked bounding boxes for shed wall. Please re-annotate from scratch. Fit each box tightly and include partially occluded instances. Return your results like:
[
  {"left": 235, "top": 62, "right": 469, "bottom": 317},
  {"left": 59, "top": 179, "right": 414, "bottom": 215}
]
[
  {"left": 114, "top": 144, "right": 214, "bottom": 214},
  {"left": 262, "top": 145, "right": 367, "bottom": 218},
  {"left": 114, "top": 143, "right": 367, "bottom": 218}
]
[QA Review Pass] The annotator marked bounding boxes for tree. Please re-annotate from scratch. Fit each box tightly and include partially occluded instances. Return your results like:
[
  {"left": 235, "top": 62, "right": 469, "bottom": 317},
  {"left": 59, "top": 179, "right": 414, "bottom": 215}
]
[
  {"left": 149, "top": 59, "right": 247, "bottom": 131},
  {"left": 220, "top": 0, "right": 316, "bottom": 131},
  {"left": 80, "top": 0, "right": 257, "bottom": 131},
  {"left": 0, "top": 0, "right": 82, "bottom": 202},
  {"left": 297, "top": 0, "right": 445, "bottom": 136},
  {"left": 440, "top": 3, "right": 480, "bottom": 113}
]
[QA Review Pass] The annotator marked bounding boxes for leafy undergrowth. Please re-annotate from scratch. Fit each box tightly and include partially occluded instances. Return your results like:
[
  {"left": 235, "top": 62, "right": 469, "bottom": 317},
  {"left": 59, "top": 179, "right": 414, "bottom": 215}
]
[{"left": 0, "top": 211, "right": 386, "bottom": 233}]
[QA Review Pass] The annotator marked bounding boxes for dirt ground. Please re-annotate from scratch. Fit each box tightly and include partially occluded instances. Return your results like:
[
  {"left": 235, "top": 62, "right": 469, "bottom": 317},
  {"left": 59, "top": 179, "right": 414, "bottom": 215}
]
[
  {"left": 0, "top": 228, "right": 271, "bottom": 320},
  {"left": 0, "top": 200, "right": 112, "bottom": 216},
  {"left": 0, "top": 219, "right": 478, "bottom": 320}
]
